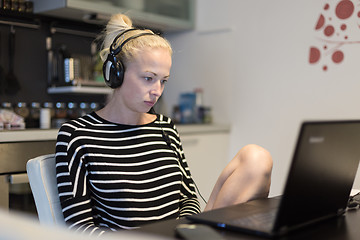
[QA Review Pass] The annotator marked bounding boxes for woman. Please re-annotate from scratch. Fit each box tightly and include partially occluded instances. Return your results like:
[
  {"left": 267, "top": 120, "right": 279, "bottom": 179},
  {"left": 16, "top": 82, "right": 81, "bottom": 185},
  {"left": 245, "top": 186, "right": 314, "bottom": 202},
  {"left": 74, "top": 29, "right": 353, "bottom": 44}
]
[{"left": 56, "top": 14, "right": 272, "bottom": 236}]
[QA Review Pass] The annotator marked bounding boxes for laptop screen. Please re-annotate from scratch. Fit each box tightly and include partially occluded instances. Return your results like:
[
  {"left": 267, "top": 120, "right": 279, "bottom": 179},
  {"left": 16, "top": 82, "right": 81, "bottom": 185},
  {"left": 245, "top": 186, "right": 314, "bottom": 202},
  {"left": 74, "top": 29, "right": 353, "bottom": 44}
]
[{"left": 274, "top": 121, "right": 360, "bottom": 233}]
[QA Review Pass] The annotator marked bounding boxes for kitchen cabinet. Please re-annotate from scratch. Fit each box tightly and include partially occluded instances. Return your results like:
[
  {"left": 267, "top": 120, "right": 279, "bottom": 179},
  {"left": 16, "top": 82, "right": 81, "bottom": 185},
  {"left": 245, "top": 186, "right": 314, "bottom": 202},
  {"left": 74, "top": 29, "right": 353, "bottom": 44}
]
[
  {"left": 32, "top": 0, "right": 195, "bottom": 32},
  {"left": 179, "top": 124, "right": 230, "bottom": 210},
  {"left": 0, "top": 129, "right": 57, "bottom": 213}
]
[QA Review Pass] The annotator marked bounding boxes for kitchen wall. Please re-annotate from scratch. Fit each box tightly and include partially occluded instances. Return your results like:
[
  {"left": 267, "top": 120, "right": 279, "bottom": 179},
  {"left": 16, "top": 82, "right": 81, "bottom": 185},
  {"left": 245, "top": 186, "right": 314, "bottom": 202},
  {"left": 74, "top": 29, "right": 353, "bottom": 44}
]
[{"left": 164, "top": 0, "right": 360, "bottom": 196}]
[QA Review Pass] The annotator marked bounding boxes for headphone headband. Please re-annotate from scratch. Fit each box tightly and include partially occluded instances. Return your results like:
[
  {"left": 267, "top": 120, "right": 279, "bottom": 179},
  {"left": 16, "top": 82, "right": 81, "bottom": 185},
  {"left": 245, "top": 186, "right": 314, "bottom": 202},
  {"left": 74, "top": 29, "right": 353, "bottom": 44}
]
[
  {"left": 110, "top": 28, "right": 138, "bottom": 54},
  {"left": 116, "top": 32, "right": 154, "bottom": 52}
]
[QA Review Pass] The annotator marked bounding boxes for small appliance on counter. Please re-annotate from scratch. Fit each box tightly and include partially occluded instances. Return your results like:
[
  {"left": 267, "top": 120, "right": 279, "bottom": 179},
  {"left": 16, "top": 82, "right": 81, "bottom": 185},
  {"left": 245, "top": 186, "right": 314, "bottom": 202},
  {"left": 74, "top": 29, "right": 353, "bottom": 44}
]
[{"left": 173, "top": 89, "right": 212, "bottom": 124}]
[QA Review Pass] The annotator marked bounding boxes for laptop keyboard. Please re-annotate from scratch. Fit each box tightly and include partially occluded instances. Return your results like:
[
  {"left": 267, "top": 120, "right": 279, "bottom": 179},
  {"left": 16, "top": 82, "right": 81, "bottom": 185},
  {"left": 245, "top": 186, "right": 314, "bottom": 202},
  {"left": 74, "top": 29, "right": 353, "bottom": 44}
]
[{"left": 230, "top": 209, "right": 276, "bottom": 230}]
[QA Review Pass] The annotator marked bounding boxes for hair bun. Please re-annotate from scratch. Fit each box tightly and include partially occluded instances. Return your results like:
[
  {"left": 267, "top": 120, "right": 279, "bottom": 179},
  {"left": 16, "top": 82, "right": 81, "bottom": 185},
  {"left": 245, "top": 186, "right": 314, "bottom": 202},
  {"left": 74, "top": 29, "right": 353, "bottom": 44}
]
[
  {"left": 99, "top": 14, "right": 135, "bottom": 61},
  {"left": 114, "top": 14, "right": 132, "bottom": 28},
  {"left": 108, "top": 14, "right": 133, "bottom": 32}
]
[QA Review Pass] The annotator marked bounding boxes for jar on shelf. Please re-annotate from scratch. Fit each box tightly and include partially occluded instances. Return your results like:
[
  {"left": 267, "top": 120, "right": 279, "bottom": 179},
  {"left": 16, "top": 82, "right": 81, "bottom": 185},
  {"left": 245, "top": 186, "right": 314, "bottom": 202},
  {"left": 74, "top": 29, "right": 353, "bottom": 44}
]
[
  {"left": 78, "top": 102, "right": 89, "bottom": 117},
  {"left": 1, "top": 102, "right": 14, "bottom": 111},
  {"left": 2, "top": 0, "right": 11, "bottom": 10},
  {"left": 90, "top": 102, "right": 100, "bottom": 112},
  {"left": 26, "top": 102, "right": 40, "bottom": 128},
  {"left": 14, "top": 102, "right": 29, "bottom": 117},
  {"left": 53, "top": 102, "right": 67, "bottom": 129},
  {"left": 18, "top": 0, "right": 26, "bottom": 12},
  {"left": 40, "top": 102, "right": 52, "bottom": 129},
  {"left": 14, "top": 102, "right": 30, "bottom": 127},
  {"left": 55, "top": 102, "right": 67, "bottom": 119},
  {"left": 67, "top": 102, "right": 78, "bottom": 120},
  {"left": 24, "top": 0, "right": 33, "bottom": 13},
  {"left": 43, "top": 102, "right": 55, "bottom": 120},
  {"left": 11, "top": 0, "right": 19, "bottom": 11}
]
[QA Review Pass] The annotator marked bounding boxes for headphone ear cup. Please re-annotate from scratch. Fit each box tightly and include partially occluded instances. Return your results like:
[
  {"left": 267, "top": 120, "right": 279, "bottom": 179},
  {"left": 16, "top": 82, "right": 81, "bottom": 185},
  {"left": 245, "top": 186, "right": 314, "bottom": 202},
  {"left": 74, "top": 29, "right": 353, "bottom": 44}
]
[
  {"left": 113, "top": 60, "right": 125, "bottom": 88},
  {"left": 103, "top": 53, "right": 124, "bottom": 89}
]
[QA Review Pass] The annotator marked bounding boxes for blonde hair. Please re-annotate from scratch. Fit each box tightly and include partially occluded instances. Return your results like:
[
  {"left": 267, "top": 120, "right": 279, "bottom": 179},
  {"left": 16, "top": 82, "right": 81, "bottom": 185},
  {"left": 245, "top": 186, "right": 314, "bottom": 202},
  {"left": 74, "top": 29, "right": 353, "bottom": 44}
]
[{"left": 99, "top": 14, "right": 172, "bottom": 65}]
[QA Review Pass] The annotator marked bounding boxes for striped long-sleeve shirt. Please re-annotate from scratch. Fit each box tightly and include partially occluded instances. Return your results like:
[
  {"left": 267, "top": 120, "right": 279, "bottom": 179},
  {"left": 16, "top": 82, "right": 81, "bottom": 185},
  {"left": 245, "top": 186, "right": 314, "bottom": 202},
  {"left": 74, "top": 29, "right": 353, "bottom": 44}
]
[{"left": 55, "top": 112, "right": 200, "bottom": 235}]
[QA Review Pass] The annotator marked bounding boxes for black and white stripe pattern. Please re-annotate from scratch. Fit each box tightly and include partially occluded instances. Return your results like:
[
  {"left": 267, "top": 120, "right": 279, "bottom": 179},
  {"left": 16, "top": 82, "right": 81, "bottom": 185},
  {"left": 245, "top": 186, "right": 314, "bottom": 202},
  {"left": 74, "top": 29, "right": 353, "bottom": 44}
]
[{"left": 55, "top": 112, "right": 200, "bottom": 235}]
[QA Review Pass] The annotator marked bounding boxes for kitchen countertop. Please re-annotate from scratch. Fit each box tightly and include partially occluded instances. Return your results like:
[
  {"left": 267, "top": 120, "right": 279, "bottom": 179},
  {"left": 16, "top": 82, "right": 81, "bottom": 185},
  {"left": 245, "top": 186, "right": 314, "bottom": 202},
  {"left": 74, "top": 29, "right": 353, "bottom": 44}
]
[{"left": 0, "top": 124, "right": 231, "bottom": 143}]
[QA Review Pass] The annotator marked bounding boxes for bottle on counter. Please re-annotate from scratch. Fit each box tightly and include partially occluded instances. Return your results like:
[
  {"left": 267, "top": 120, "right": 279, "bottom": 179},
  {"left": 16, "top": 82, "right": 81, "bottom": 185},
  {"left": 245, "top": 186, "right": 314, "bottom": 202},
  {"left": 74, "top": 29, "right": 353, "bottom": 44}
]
[
  {"left": 90, "top": 102, "right": 100, "bottom": 112},
  {"left": 24, "top": 0, "right": 33, "bottom": 13},
  {"left": 53, "top": 102, "right": 67, "bottom": 129},
  {"left": 78, "top": 102, "right": 89, "bottom": 117},
  {"left": 2, "top": 0, "right": 11, "bottom": 10},
  {"left": 10, "top": 0, "right": 19, "bottom": 11},
  {"left": 172, "top": 106, "right": 181, "bottom": 124},
  {"left": 40, "top": 102, "right": 52, "bottom": 129},
  {"left": 26, "top": 102, "right": 40, "bottom": 128},
  {"left": 202, "top": 106, "right": 212, "bottom": 124},
  {"left": 194, "top": 88, "right": 204, "bottom": 123},
  {"left": 43, "top": 102, "right": 55, "bottom": 121},
  {"left": 67, "top": 102, "right": 78, "bottom": 120},
  {"left": 1, "top": 102, "right": 13, "bottom": 111},
  {"left": 14, "top": 102, "right": 29, "bottom": 118},
  {"left": 14, "top": 102, "right": 30, "bottom": 128},
  {"left": 18, "top": 0, "right": 25, "bottom": 11}
]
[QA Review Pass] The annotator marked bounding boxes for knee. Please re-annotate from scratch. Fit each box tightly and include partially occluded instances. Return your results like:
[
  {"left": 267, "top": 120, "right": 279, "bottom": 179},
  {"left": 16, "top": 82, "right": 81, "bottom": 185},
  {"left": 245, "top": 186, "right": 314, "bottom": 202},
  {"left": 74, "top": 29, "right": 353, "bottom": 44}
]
[{"left": 237, "top": 144, "right": 273, "bottom": 174}]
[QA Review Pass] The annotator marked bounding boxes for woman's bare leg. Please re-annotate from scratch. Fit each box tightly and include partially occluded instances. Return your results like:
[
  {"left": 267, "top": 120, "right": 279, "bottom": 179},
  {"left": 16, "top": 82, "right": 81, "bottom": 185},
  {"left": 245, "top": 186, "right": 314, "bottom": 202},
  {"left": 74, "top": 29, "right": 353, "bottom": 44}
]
[{"left": 204, "top": 144, "right": 273, "bottom": 211}]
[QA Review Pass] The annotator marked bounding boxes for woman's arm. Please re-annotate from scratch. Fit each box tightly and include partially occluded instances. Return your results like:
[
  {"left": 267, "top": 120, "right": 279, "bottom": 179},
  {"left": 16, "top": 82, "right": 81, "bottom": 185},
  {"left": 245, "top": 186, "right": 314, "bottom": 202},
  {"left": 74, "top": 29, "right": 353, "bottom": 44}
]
[
  {"left": 177, "top": 145, "right": 201, "bottom": 216},
  {"left": 55, "top": 122, "right": 107, "bottom": 236},
  {"left": 169, "top": 122, "right": 201, "bottom": 216}
]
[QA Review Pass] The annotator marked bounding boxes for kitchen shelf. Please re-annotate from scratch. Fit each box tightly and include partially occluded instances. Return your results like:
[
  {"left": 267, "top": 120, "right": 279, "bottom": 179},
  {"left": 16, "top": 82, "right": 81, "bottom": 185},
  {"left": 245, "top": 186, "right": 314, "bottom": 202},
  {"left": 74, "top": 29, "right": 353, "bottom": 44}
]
[{"left": 47, "top": 86, "right": 112, "bottom": 95}]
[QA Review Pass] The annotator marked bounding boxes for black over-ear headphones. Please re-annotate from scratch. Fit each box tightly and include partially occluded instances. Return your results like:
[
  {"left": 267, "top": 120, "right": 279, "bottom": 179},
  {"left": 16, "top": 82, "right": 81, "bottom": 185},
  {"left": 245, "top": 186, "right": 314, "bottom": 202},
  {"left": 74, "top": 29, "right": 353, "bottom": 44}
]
[{"left": 103, "top": 29, "right": 154, "bottom": 89}]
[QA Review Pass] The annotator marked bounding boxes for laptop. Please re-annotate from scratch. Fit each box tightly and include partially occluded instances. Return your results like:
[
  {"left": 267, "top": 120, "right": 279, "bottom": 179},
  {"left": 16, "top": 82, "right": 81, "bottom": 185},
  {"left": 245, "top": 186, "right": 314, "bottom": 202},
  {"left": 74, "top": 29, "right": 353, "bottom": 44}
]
[{"left": 187, "top": 120, "right": 360, "bottom": 238}]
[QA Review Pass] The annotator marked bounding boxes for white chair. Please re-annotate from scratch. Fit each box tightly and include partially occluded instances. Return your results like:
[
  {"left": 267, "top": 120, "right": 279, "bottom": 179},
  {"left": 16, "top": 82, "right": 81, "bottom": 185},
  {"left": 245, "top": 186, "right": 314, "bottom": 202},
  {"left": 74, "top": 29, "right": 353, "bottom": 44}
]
[{"left": 26, "top": 154, "right": 65, "bottom": 226}]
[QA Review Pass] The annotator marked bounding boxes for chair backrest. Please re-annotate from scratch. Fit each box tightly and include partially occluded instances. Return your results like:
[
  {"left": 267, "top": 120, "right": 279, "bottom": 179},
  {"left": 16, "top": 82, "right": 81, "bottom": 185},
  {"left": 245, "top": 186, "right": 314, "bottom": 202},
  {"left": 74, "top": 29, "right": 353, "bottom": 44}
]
[{"left": 26, "top": 154, "right": 65, "bottom": 226}]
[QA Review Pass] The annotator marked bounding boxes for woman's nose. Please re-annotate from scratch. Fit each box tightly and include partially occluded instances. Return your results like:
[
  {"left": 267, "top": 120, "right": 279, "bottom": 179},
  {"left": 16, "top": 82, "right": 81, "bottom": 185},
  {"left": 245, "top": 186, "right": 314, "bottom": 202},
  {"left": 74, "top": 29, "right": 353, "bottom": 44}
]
[{"left": 150, "top": 81, "right": 163, "bottom": 96}]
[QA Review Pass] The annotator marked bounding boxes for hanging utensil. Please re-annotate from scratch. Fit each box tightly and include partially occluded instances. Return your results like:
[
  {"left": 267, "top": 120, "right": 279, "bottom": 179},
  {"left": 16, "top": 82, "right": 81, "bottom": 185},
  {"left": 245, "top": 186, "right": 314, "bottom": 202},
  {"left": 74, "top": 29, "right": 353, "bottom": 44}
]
[
  {"left": 0, "top": 34, "right": 4, "bottom": 94},
  {"left": 5, "top": 25, "right": 21, "bottom": 95}
]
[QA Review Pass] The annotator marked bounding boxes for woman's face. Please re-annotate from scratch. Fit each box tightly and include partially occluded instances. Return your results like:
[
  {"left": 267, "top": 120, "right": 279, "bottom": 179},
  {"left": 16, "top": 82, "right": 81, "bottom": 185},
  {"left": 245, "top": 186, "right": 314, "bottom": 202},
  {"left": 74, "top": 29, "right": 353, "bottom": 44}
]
[{"left": 117, "top": 47, "right": 172, "bottom": 114}]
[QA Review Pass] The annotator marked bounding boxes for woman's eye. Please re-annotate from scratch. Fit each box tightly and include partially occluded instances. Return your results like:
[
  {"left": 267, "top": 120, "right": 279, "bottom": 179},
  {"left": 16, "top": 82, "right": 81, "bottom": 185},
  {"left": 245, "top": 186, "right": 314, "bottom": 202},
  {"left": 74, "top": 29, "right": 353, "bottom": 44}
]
[
  {"left": 161, "top": 79, "right": 168, "bottom": 84},
  {"left": 144, "top": 77, "right": 153, "bottom": 81}
]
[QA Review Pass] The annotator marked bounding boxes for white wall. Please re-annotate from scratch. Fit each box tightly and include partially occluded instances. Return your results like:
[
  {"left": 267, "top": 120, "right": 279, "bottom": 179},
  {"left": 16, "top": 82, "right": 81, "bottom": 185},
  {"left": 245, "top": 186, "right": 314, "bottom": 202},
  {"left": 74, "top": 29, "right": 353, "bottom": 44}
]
[
  {"left": 162, "top": 0, "right": 235, "bottom": 124},
  {"left": 164, "top": 0, "right": 360, "bottom": 196}
]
